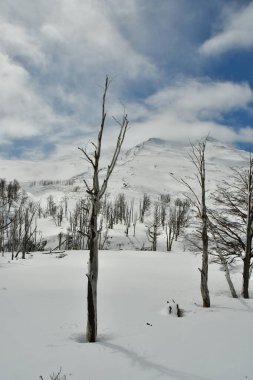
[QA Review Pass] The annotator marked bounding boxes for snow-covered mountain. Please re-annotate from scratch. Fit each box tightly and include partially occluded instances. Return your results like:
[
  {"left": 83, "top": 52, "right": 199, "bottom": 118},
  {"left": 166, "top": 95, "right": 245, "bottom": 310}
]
[
  {"left": 105, "top": 136, "right": 248, "bottom": 198},
  {"left": 12, "top": 137, "right": 248, "bottom": 206}
]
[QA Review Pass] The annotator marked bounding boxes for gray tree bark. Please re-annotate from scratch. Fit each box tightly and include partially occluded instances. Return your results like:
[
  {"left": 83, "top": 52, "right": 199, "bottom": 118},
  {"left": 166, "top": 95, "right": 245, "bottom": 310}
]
[
  {"left": 242, "top": 157, "right": 253, "bottom": 298},
  {"left": 79, "top": 77, "right": 128, "bottom": 342},
  {"left": 200, "top": 152, "right": 210, "bottom": 307},
  {"left": 175, "top": 139, "right": 210, "bottom": 307}
]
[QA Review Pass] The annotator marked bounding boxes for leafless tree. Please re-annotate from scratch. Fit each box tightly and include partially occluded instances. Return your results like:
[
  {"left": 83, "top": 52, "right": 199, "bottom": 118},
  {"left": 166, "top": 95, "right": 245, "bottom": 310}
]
[
  {"left": 39, "top": 367, "right": 67, "bottom": 380},
  {"left": 173, "top": 198, "right": 190, "bottom": 241},
  {"left": 172, "top": 139, "right": 210, "bottom": 307},
  {"left": 209, "top": 158, "right": 253, "bottom": 298},
  {"left": 165, "top": 198, "right": 190, "bottom": 251},
  {"left": 79, "top": 76, "right": 128, "bottom": 342},
  {"left": 133, "top": 212, "right": 138, "bottom": 237},
  {"left": 146, "top": 202, "right": 162, "bottom": 251},
  {"left": 0, "top": 179, "right": 40, "bottom": 258},
  {"left": 160, "top": 193, "right": 170, "bottom": 229},
  {"left": 140, "top": 193, "right": 151, "bottom": 223},
  {"left": 14, "top": 199, "right": 39, "bottom": 259}
]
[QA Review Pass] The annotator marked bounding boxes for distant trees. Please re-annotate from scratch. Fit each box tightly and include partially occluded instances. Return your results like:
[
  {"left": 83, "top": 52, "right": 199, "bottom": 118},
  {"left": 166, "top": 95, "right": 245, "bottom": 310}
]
[
  {"left": 14, "top": 199, "right": 39, "bottom": 259},
  {"left": 0, "top": 179, "right": 41, "bottom": 259},
  {"left": 165, "top": 198, "right": 190, "bottom": 251},
  {"left": 79, "top": 76, "right": 128, "bottom": 342}
]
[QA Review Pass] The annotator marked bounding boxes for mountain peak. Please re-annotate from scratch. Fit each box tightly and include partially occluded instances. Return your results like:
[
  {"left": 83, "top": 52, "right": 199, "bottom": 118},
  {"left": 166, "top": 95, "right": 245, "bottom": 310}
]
[{"left": 145, "top": 137, "right": 168, "bottom": 145}]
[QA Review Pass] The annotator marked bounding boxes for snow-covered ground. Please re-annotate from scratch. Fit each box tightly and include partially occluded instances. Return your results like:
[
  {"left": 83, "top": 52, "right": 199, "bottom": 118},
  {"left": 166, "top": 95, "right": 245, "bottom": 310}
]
[
  {"left": 0, "top": 249, "right": 252, "bottom": 380},
  {"left": 0, "top": 137, "right": 252, "bottom": 379}
]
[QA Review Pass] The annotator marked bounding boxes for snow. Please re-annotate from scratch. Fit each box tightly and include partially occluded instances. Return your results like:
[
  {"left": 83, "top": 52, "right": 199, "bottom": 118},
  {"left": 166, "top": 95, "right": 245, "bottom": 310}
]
[
  {"left": 7, "top": 137, "right": 249, "bottom": 250},
  {"left": 1, "top": 138, "right": 253, "bottom": 379},
  {"left": 0, "top": 249, "right": 252, "bottom": 380},
  {"left": 2, "top": 138, "right": 250, "bottom": 202}
]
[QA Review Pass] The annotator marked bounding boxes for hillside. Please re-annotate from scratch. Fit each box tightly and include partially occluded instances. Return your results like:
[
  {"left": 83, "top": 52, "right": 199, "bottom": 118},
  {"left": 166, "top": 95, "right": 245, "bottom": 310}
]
[
  {"left": 0, "top": 137, "right": 250, "bottom": 252},
  {"left": 17, "top": 137, "right": 248, "bottom": 202}
]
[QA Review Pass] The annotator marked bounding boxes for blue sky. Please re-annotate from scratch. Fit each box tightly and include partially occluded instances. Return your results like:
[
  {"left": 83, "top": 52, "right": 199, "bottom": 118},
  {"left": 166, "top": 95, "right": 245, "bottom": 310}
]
[{"left": 0, "top": 0, "right": 253, "bottom": 160}]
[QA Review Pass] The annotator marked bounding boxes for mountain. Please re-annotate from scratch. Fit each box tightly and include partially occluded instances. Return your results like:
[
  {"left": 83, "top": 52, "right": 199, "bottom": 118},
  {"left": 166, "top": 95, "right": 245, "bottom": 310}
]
[
  {"left": 0, "top": 137, "right": 250, "bottom": 250},
  {"left": 4, "top": 137, "right": 247, "bottom": 207}
]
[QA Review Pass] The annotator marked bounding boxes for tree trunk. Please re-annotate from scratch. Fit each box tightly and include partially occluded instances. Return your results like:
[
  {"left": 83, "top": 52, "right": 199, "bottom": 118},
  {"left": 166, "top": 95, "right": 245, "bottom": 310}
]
[
  {"left": 86, "top": 201, "right": 98, "bottom": 342},
  {"left": 201, "top": 147, "right": 210, "bottom": 308},
  {"left": 242, "top": 235, "right": 252, "bottom": 298},
  {"left": 242, "top": 162, "right": 252, "bottom": 299},
  {"left": 80, "top": 76, "right": 128, "bottom": 343},
  {"left": 211, "top": 230, "right": 238, "bottom": 298},
  {"left": 200, "top": 220, "right": 210, "bottom": 307},
  {"left": 223, "top": 260, "right": 238, "bottom": 298}
]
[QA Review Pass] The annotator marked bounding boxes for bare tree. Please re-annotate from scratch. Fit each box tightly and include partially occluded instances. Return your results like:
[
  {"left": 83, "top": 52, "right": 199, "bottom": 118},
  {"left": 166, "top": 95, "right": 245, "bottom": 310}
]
[
  {"left": 160, "top": 193, "right": 170, "bottom": 229},
  {"left": 165, "top": 198, "right": 189, "bottom": 252},
  {"left": 165, "top": 209, "right": 176, "bottom": 252},
  {"left": 15, "top": 200, "right": 39, "bottom": 259},
  {"left": 146, "top": 202, "right": 162, "bottom": 251},
  {"left": 209, "top": 158, "right": 253, "bottom": 298},
  {"left": 243, "top": 158, "right": 253, "bottom": 298},
  {"left": 79, "top": 77, "right": 128, "bottom": 342},
  {"left": 140, "top": 193, "right": 151, "bottom": 223},
  {"left": 174, "top": 198, "right": 190, "bottom": 241},
  {"left": 173, "top": 139, "right": 210, "bottom": 307},
  {"left": 0, "top": 179, "right": 41, "bottom": 258},
  {"left": 133, "top": 212, "right": 138, "bottom": 237}
]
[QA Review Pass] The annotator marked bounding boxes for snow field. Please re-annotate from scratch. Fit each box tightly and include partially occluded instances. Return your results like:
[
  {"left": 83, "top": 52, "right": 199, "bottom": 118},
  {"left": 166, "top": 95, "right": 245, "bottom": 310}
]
[{"left": 0, "top": 250, "right": 252, "bottom": 380}]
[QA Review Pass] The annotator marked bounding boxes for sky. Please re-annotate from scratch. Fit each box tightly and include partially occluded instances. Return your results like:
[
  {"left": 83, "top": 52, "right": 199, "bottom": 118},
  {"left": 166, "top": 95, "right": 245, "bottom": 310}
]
[{"left": 0, "top": 0, "right": 253, "bottom": 160}]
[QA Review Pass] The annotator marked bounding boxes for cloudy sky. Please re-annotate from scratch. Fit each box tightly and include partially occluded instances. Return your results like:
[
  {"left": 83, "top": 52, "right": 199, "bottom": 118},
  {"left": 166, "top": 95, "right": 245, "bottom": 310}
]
[{"left": 0, "top": 0, "right": 253, "bottom": 160}]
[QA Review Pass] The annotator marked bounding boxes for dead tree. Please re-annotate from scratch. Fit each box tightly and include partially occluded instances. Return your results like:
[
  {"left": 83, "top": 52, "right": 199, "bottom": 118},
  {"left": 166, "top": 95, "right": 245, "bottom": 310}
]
[
  {"left": 146, "top": 202, "right": 162, "bottom": 251},
  {"left": 79, "top": 76, "right": 128, "bottom": 342},
  {"left": 140, "top": 193, "right": 151, "bottom": 223},
  {"left": 174, "top": 198, "right": 190, "bottom": 241},
  {"left": 209, "top": 158, "right": 253, "bottom": 298},
  {"left": 15, "top": 200, "right": 38, "bottom": 259},
  {"left": 243, "top": 158, "right": 253, "bottom": 298},
  {"left": 166, "top": 206, "right": 176, "bottom": 251},
  {"left": 133, "top": 212, "right": 138, "bottom": 237},
  {"left": 160, "top": 193, "right": 170, "bottom": 229},
  {"left": 172, "top": 139, "right": 210, "bottom": 307}
]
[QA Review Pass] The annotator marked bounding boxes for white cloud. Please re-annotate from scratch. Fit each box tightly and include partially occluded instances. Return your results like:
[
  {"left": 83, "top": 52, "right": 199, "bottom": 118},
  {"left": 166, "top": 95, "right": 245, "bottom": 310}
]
[
  {"left": 0, "top": 52, "right": 65, "bottom": 142},
  {"left": 124, "top": 79, "right": 253, "bottom": 147},
  {"left": 0, "top": 0, "right": 159, "bottom": 158},
  {"left": 0, "top": 0, "right": 252, "bottom": 160},
  {"left": 146, "top": 79, "right": 252, "bottom": 118},
  {"left": 0, "top": 22, "right": 45, "bottom": 66},
  {"left": 200, "top": 2, "right": 253, "bottom": 55}
]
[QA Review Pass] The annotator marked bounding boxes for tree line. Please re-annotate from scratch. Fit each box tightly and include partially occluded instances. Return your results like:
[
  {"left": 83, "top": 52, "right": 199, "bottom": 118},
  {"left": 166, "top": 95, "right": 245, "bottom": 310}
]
[{"left": 0, "top": 178, "right": 44, "bottom": 260}]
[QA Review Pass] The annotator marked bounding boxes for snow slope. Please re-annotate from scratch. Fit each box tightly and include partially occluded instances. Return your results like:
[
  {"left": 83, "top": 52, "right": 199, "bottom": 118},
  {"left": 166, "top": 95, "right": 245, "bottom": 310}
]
[
  {"left": 18, "top": 137, "right": 250, "bottom": 206},
  {"left": 7, "top": 137, "right": 247, "bottom": 248},
  {"left": 0, "top": 250, "right": 252, "bottom": 380}
]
